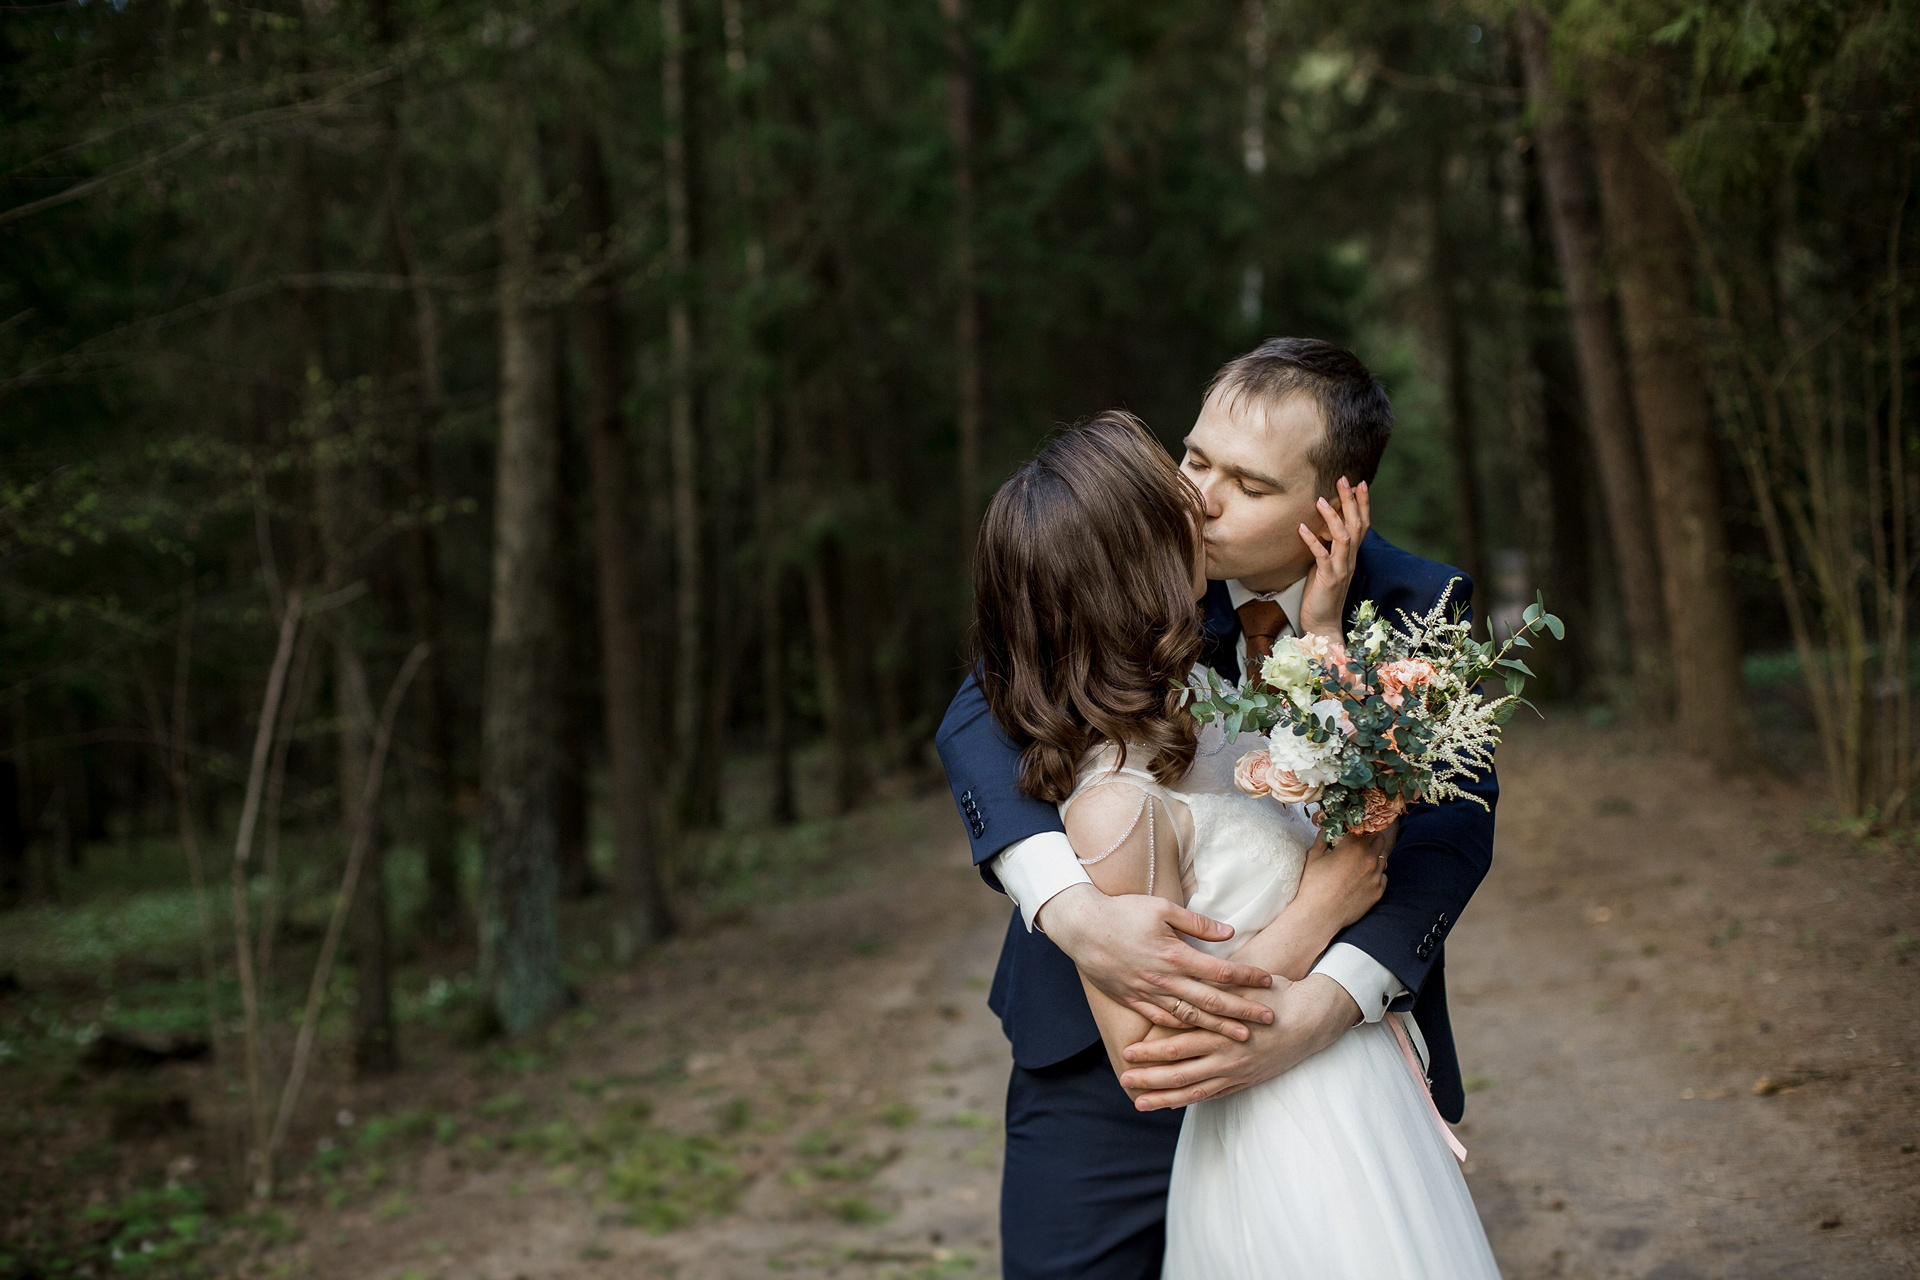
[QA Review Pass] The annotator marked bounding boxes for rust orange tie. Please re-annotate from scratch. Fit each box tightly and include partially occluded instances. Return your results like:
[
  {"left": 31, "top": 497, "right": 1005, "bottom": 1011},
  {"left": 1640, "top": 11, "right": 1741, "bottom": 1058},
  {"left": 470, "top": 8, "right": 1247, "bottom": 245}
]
[{"left": 1236, "top": 598, "right": 1288, "bottom": 687}]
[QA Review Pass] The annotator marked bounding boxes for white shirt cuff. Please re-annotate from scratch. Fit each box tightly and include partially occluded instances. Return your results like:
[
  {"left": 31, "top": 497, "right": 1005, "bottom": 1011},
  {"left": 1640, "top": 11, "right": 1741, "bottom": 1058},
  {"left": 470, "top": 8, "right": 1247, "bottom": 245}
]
[
  {"left": 989, "top": 832, "right": 1090, "bottom": 932},
  {"left": 1312, "top": 942, "right": 1407, "bottom": 1023}
]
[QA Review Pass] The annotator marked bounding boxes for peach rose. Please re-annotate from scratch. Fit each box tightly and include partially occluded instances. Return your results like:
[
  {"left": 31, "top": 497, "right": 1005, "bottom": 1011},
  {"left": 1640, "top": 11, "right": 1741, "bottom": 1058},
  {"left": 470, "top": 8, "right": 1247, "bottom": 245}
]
[
  {"left": 1293, "top": 631, "right": 1348, "bottom": 667},
  {"left": 1267, "top": 767, "right": 1323, "bottom": 804},
  {"left": 1233, "top": 749, "right": 1274, "bottom": 797},
  {"left": 1352, "top": 788, "right": 1407, "bottom": 835}
]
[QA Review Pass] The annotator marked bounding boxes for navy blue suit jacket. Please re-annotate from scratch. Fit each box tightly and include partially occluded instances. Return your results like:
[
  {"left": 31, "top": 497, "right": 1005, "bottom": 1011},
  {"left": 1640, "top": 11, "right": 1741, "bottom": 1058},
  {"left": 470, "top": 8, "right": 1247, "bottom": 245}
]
[{"left": 934, "top": 530, "right": 1496, "bottom": 1122}]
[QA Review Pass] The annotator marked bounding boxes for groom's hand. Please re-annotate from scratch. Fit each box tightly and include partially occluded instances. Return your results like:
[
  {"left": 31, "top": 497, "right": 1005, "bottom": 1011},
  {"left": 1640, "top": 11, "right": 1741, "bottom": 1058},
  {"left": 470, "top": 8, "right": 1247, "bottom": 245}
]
[
  {"left": 1116, "top": 973, "right": 1360, "bottom": 1110},
  {"left": 1037, "top": 884, "right": 1276, "bottom": 1041}
]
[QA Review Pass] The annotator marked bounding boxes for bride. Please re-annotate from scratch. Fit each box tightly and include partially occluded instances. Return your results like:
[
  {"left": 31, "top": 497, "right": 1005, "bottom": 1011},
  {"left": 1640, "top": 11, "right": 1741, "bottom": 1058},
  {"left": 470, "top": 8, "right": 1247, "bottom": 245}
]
[{"left": 970, "top": 411, "right": 1500, "bottom": 1278}]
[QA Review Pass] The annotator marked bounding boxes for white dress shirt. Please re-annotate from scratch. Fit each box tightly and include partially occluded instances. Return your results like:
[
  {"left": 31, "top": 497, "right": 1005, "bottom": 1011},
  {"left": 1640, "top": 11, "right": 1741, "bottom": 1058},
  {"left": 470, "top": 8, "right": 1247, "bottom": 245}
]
[{"left": 990, "top": 576, "right": 1411, "bottom": 1024}]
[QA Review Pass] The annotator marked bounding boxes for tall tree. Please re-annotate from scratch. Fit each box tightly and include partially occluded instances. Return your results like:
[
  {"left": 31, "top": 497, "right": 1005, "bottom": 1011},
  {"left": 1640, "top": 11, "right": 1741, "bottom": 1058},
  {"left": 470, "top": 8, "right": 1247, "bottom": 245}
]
[
  {"left": 376, "top": 48, "right": 465, "bottom": 942},
  {"left": 479, "top": 97, "right": 568, "bottom": 1035},
  {"left": 1516, "top": 6, "right": 1668, "bottom": 688},
  {"left": 1429, "top": 157, "right": 1487, "bottom": 610},
  {"left": 939, "top": 0, "right": 983, "bottom": 569},
  {"left": 571, "top": 118, "right": 674, "bottom": 956},
  {"left": 552, "top": 332, "right": 595, "bottom": 900},
  {"left": 1588, "top": 52, "right": 1750, "bottom": 765},
  {"left": 1518, "top": 126, "right": 1598, "bottom": 694},
  {"left": 662, "top": 0, "right": 713, "bottom": 831},
  {"left": 293, "top": 117, "right": 398, "bottom": 1076},
  {"left": 720, "top": 0, "right": 797, "bottom": 823}
]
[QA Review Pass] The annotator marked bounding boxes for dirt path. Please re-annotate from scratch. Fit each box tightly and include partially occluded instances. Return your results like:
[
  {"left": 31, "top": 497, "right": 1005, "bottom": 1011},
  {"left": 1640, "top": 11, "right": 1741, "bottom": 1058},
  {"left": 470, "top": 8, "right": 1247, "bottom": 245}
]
[
  {"left": 274, "top": 793, "right": 1016, "bottom": 1280},
  {"left": 274, "top": 725, "right": 1918, "bottom": 1280},
  {"left": 1454, "top": 723, "right": 1919, "bottom": 1279}
]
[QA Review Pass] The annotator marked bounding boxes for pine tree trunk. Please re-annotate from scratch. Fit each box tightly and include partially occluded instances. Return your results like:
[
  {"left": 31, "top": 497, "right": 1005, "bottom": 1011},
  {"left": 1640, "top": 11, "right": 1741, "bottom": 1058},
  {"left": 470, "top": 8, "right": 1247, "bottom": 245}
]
[
  {"left": 721, "top": 0, "right": 795, "bottom": 824},
  {"left": 755, "top": 399, "right": 796, "bottom": 824},
  {"left": 661, "top": 0, "right": 712, "bottom": 832},
  {"left": 480, "top": 101, "right": 569, "bottom": 1036},
  {"left": 804, "top": 547, "right": 859, "bottom": 815},
  {"left": 0, "top": 759, "right": 24, "bottom": 908},
  {"left": 381, "top": 85, "right": 463, "bottom": 943},
  {"left": 1429, "top": 174, "right": 1487, "bottom": 607},
  {"left": 1516, "top": 6, "right": 1669, "bottom": 686},
  {"left": 1519, "top": 129, "right": 1598, "bottom": 695},
  {"left": 298, "top": 129, "right": 398, "bottom": 1077},
  {"left": 552, "top": 331, "right": 595, "bottom": 900},
  {"left": 571, "top": 120, "right": 675, "bottom": 955},
  {"left": 402, "top": 423, "right": 462, "bottom": 939},
  {"left": 939, "top": 0, "right": 983, "bottom": 569},
  {"left": 1587, "top": 55, "right": 1750, "bottom": 765}
]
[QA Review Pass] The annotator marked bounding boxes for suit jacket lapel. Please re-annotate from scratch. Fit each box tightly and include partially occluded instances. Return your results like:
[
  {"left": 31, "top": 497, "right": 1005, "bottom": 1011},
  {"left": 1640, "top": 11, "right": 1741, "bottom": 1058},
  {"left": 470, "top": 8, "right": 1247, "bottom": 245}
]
[{"left": 1200, "top": 579, "right": 1240, "bottom": 683}]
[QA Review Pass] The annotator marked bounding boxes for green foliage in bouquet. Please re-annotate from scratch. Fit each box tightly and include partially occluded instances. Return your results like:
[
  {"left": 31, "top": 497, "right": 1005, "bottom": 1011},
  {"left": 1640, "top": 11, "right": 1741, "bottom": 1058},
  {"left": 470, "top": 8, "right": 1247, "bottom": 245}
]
[{"left": 1178, "top": 583, "right": 1564, "bottom": 834}]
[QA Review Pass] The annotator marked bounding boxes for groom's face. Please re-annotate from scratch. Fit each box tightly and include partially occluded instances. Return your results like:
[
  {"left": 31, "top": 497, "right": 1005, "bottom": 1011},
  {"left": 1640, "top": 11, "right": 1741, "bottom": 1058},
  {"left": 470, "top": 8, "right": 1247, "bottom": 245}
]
[{"left": 1180, "top": 389, "right": 1330, "bottom": 593}]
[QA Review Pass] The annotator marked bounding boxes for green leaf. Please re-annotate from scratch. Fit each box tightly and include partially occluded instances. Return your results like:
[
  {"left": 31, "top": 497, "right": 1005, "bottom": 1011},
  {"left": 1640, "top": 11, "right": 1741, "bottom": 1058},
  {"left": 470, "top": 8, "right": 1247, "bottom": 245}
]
[
  {"left": 1544, "top": 614, "right": 1564, "bottom": 641},
  {"left": 1522, "top": 601, "right": 1541, "bottom": 625},
  {"left": 1504, "top": 674, "right": 1524, "bottom": 697}
]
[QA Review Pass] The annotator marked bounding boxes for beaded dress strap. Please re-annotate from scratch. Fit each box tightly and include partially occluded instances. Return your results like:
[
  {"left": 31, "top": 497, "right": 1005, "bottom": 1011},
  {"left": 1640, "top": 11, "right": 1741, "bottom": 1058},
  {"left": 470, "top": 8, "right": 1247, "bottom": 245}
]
[{"left": 1060, "top": 765, "right": 1187, "bottom": 897}]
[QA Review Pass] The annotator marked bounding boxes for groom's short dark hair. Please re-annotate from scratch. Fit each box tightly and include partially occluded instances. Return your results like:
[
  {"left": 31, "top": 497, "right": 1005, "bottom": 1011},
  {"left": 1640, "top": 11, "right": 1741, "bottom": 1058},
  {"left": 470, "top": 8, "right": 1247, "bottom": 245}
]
[{"left": 1205, "top": 338, "right": 1393, "bottom": 489}]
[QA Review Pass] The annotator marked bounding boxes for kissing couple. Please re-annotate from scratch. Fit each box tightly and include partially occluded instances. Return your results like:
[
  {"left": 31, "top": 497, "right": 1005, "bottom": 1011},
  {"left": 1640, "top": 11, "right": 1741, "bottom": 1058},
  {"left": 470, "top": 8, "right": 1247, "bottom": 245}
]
[{"left": 937, "top": 339, "right": 1502, "bottom": 1278}]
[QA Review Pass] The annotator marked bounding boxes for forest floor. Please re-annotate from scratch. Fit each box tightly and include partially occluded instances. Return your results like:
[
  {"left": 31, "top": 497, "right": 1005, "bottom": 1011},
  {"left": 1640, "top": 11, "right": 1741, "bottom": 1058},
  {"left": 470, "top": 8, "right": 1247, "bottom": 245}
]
[{"left": 4, "top": 720, "right": 1920, "bottom": 1280}]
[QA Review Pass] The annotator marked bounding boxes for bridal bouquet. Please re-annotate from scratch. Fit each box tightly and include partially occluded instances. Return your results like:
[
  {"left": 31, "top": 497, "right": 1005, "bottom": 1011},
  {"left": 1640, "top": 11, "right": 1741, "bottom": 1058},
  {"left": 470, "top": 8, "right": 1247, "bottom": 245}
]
[{"left": 1181, "top": 582, "right": 1563, "bottom": 837}]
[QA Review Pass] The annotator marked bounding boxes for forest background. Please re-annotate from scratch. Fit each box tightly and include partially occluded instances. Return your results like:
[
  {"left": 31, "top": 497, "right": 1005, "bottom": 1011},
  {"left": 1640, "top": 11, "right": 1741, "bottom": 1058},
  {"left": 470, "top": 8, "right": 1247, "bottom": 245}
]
[{"left": 0, "top": 0, "right": 1915, "bottom": 1268}]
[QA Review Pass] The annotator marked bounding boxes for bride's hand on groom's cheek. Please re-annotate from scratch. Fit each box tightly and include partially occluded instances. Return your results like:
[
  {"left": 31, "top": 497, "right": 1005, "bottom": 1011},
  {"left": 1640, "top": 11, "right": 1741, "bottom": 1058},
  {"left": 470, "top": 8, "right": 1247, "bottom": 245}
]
[{"left": 1296, "top": 477, "right": 1370, "bottom": 639}]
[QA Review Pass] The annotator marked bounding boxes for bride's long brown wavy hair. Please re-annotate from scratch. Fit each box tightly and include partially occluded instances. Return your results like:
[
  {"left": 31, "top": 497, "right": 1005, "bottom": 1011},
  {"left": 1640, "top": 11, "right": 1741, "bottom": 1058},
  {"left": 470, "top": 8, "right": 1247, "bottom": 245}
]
[{"left": 972, "top": 410, "right": 1206, "bottom": 803}]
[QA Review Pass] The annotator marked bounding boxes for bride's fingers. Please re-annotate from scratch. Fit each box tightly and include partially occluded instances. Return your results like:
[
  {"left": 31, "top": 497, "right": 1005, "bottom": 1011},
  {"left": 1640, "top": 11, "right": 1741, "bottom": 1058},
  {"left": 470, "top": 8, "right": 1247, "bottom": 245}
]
[
  {"left": 1131, "top": 998, "right": 1248, "bottom": 1040},
  {"left": 1336, "top": 476, "right": 1363, "bottom": 544},
  {"left": 1131, "top": 1003, "right": 1252, "bottom": 1042},
  {"left": 1356, "top": 479, "right": 1372, "bottom": 536},
  {"left": 1143, "top": 973, "right": 1274, "bottom": 1026},
  {"left": 1299, "top": 522, "right": 1331, "bottom": 571},
  {"left": 1126, "top": 1000, "right": 1192, "bottom": 1031}
]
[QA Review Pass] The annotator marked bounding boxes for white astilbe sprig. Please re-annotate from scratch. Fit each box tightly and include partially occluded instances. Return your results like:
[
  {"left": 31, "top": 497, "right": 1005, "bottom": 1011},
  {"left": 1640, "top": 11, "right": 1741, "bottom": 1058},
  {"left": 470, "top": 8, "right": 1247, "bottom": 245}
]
[{"left": 1376, "top": 578, "right": 1560, "bottom": 808}]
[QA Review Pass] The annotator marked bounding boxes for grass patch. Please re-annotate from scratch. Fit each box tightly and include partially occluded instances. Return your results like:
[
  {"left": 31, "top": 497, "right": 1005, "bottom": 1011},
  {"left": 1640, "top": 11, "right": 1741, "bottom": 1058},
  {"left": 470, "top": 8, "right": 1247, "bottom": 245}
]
[
  {"left": 80, "top": 1180, "right": 210, "bottom": 1273},
  {"left": 605, "top": 1128, "right": 743, "bottom": 1232}
]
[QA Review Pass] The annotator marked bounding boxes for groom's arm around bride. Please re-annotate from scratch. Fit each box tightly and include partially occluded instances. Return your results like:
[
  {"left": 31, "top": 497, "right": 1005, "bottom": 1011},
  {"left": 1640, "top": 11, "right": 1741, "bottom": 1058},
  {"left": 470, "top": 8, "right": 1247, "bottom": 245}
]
[{"left": 937, "top": 339, "right": 1495, "bottom": 1125}]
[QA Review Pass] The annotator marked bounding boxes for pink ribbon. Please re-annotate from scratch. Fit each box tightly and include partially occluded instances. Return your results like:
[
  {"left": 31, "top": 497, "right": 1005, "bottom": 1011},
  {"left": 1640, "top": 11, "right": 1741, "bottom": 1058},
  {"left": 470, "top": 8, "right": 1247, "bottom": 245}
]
[{"left": 1388, "top": 1014, "right": 1467, "bottom": 1163}]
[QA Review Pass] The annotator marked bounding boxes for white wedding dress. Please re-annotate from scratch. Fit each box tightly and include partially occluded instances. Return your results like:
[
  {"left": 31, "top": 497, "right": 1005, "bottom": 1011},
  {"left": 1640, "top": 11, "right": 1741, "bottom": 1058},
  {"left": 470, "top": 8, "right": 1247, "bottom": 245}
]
[{"left": 1061, "top": 725, "right": 1501, "bottom": 1279}]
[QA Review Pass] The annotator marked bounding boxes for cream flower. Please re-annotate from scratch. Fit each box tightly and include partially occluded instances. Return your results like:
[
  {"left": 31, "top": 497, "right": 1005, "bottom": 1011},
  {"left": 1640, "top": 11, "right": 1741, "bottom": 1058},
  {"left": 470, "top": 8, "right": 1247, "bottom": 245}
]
[{"left": 1259, "top": 642, "right": 1314, "bottom": 701}]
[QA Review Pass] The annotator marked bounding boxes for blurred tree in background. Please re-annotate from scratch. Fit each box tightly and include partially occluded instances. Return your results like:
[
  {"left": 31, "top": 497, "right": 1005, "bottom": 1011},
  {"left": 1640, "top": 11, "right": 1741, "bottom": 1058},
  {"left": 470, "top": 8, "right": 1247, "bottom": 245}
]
[{"left": 0, "top": 0, "right": 1913, "bottom": 1184}]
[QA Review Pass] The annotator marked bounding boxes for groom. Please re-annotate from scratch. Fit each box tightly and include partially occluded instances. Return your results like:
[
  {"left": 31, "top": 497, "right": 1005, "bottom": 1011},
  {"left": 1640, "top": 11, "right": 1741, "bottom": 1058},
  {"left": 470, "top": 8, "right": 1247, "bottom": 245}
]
[{"left": 936, "top": 338, "right": 1497, "bottom": 1279}]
